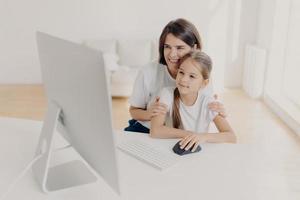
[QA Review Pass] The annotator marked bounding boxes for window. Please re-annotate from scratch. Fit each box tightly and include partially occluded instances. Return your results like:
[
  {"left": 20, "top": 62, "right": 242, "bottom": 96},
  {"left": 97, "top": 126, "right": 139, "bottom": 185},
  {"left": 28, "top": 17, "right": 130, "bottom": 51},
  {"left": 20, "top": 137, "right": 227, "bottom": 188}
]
[
  {"left": 264, "top": 0, "right": 300, "bottom": 134},
  {"left": 282, "top": 0, "right": 300, "bottom": 108}
]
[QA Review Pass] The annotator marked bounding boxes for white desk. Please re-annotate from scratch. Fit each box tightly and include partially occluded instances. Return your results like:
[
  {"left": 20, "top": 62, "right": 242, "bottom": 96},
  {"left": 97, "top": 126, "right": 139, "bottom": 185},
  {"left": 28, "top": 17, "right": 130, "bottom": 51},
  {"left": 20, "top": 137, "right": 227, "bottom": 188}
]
[{"left": 0, "top": 117, "right": 282, "bottom": 200}]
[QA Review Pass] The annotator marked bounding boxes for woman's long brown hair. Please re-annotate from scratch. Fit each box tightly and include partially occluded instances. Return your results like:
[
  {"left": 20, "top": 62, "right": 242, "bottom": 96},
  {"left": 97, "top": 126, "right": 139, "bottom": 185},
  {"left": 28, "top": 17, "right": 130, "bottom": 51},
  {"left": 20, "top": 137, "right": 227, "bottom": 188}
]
[{"left": 158, "top": 18, "right": 202, "bottom": 65}]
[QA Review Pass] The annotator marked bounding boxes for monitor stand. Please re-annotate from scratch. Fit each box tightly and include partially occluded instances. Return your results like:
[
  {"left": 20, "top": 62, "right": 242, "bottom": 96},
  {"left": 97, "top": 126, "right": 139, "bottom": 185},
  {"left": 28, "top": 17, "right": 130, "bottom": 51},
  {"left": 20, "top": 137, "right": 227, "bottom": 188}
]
[{"left": 32, "top": 102, "right": 98, "bottom": 193}]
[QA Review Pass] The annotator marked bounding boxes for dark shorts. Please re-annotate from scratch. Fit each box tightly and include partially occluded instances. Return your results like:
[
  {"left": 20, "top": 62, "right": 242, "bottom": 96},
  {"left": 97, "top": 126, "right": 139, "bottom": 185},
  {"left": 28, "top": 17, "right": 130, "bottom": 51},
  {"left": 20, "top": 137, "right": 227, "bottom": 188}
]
[{"left": 124, "top": 119, "right": 149, "bottom": 134}]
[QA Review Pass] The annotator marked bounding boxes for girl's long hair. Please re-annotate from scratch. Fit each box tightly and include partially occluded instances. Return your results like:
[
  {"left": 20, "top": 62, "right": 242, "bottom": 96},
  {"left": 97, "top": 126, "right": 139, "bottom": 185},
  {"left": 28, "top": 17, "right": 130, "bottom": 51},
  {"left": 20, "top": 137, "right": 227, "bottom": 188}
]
[{"left": 172, "top": 50, "right": 212, "bottom": 129}]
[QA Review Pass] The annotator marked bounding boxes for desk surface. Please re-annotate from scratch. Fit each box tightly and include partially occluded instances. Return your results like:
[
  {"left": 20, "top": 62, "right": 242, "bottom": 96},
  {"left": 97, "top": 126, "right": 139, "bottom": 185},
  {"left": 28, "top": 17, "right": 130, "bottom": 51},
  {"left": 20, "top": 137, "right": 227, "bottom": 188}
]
[{"left": 0, "top": 117, "right": 292, "bottom": 200}]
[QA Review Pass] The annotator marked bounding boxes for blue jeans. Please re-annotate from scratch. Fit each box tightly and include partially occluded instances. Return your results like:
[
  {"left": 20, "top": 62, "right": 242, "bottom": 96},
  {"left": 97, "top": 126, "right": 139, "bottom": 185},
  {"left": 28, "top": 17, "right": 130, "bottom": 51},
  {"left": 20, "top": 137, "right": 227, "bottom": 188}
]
[{"left": 124, "top": 119, "right": 149, "bottom": 134}]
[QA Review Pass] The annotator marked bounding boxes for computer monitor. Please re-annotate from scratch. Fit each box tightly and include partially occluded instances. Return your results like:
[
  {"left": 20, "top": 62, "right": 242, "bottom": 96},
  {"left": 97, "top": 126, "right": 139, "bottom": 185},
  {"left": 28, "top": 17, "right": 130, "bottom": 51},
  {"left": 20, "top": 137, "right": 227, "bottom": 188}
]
[{"left": 32, "top": 32, "right": 120, "bottom": 194}]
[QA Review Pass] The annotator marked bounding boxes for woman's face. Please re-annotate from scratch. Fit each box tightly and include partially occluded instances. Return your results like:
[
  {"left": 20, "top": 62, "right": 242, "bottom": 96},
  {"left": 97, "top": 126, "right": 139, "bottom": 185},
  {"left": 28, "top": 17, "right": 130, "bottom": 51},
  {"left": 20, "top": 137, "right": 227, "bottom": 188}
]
[{"left": 163, "top": 34, "right": 194, "bottom": 78}]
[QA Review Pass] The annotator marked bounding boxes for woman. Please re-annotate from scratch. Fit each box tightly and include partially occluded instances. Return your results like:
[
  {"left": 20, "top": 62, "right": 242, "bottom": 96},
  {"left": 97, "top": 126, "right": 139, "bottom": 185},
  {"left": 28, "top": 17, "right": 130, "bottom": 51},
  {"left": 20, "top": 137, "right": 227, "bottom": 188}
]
[{"left": 125, "top": 18, "right": 225, "bottom": 133}]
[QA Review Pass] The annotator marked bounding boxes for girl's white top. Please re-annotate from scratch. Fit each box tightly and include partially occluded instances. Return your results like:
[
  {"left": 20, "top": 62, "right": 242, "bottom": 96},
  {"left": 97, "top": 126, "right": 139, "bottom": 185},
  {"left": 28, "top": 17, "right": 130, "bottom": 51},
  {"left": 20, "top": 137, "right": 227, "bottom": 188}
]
[{"left": 158, "top": 87, "right": 218, "bottom": 133}]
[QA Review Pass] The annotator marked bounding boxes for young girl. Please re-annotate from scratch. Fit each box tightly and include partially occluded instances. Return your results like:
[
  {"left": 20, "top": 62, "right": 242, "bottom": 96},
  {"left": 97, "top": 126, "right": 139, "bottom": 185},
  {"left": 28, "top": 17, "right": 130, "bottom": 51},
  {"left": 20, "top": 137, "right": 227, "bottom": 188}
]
[{"left": 150, "top": 50, "right": 236, "bottom": 152}]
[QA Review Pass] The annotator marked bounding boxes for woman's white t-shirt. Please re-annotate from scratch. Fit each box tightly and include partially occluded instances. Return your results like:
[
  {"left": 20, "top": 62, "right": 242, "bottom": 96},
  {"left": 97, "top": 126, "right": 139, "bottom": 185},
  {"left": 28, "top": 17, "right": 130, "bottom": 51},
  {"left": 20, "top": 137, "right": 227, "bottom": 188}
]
[
  {"left": 129, "top": 62, "right": 175, "bottom": 128},
  {"left": 158, "top": 87, "right": 218, "bottom": 133},
  {"left": 129, "top": 62, "right": 213, "bottom": 129}
]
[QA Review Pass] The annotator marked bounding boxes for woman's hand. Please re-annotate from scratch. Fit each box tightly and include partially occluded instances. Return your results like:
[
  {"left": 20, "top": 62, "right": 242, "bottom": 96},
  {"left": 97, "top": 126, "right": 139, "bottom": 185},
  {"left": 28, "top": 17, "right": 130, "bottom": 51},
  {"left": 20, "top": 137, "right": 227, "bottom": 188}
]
[
  {"left": 180, "top": 133, "right": 207, "bottom": 152},
  {"left": 208, "top": 94, "right": 227, "bottom": 117},
  {"left": 147, "top": 97, "right": 168, "bottom": 119}
]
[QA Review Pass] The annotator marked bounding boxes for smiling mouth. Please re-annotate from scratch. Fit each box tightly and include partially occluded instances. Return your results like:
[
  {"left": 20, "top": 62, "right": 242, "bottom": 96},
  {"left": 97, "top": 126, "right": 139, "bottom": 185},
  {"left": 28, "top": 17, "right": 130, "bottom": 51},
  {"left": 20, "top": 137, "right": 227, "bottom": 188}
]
[
  {"left": 168, "top": 58, "right": 179, "bottom": 64},
  {"left": 178, "top": 83, "right": 189, "bottom": 88}
]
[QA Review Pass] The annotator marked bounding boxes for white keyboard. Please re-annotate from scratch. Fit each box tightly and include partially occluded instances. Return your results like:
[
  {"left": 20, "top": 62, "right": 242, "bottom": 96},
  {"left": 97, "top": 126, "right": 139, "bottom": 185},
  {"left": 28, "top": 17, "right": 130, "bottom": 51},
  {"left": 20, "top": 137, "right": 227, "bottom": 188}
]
[{"left": 117, "top": 140, "right": 178, "bottom": 170}]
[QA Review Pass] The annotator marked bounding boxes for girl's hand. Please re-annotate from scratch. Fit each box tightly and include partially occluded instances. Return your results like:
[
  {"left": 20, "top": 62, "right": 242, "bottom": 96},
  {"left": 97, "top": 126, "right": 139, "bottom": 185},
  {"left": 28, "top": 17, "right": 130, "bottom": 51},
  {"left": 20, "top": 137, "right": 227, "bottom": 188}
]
[
  {"left": 208, "top": 94, "right": 227, "bottom": 117},
  {"left": 180, "top": 133, "right": 207, "bottom": 152},
  {"left": 148, "top": 97, "right": 168, "bottom": 119}
]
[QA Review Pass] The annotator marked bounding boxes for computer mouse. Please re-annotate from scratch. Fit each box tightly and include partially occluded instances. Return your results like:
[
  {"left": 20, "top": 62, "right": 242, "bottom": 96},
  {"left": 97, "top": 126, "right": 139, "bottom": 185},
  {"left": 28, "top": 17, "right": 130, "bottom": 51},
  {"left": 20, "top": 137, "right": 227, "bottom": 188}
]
[{"left": 172, "top": 141, "right": 201, "bottom": 156}]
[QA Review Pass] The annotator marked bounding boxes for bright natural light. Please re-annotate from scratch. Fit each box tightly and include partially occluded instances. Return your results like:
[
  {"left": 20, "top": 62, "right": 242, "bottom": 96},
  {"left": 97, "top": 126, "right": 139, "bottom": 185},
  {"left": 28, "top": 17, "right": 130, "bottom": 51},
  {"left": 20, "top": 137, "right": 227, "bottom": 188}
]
[
  {"left": 282, "top": 0, "right": 300, "bottom": 108},
  {"left": 264, "top": 0, "right": 300, "bottom": 132}
]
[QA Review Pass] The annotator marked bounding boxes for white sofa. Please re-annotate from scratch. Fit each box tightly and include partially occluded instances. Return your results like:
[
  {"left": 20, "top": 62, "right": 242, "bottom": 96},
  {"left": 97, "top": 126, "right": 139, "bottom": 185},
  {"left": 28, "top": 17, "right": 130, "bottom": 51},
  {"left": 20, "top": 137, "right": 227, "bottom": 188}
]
[{"left": 82, "top": 39, "right": 158, "bottom": 97}]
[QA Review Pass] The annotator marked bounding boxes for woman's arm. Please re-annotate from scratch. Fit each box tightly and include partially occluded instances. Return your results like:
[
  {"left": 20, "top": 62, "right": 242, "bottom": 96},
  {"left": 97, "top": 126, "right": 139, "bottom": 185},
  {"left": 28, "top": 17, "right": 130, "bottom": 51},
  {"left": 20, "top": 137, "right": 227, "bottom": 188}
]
[
  {"left": 129, "top": 97, "right": 168, "bottom": 121},
  {"left": 129, "top": 106, "right": 151, "bottom": 121},
  {"left": 208, "top": 94, "right": 230, "bottom": 117},
  {"left": 150, "top": 113, "right": 192, "bottom": 139},
  {"left": 208, "top": 101, "right": 227, "bottom": 117}
]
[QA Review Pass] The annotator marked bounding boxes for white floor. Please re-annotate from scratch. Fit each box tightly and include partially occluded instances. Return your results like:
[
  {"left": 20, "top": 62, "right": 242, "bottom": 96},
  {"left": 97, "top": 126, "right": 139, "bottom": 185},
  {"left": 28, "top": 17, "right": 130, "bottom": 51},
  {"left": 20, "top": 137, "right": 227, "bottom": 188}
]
[{"left": 220, "top": 90, "right": 300, "bottom": 199}]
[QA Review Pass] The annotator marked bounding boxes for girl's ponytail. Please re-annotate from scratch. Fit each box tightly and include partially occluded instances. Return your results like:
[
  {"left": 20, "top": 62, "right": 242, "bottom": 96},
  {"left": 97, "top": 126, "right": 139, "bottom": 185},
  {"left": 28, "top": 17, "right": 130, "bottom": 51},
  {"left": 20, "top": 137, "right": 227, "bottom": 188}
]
[{"left": 172, "top": 87, "right": 182, "bottom": 128}]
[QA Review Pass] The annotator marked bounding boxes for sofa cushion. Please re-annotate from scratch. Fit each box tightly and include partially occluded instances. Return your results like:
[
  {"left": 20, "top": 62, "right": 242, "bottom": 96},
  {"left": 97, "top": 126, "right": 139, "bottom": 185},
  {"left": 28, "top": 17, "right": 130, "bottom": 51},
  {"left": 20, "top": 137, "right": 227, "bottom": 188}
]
[
  {"left": 103, "top": 53, "right": 119, "bottom": 71},
  {"left": 82, "top": 39, "right": 117, "bottom": 54},
  {"left": 111, "top": 66, "right": 139, "bottom": 85},
  {"left": 117, "top": 39, "right": 152, "bottom": 66}
]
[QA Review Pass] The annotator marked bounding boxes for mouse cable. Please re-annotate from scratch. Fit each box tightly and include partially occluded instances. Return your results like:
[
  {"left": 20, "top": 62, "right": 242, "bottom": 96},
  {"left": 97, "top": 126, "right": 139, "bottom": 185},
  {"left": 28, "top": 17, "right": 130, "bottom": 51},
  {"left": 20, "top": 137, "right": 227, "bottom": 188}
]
[{"left": 0, "top": 144, "right": 72, "bottom": 200}]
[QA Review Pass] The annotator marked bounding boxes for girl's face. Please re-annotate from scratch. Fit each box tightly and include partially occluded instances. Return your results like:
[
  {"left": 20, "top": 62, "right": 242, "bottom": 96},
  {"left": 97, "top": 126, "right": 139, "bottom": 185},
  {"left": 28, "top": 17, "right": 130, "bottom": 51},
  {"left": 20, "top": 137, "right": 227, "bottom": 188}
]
[
  {"left": 176, "top": 58, "right": 208, "bottom": 95},
  {"left": 163, "top": 34, "right": 194, "bottom": 78}
]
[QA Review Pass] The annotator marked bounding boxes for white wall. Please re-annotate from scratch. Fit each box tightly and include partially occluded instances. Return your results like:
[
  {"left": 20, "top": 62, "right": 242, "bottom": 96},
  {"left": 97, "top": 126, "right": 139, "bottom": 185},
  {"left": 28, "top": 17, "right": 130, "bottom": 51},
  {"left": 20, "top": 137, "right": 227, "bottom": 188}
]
[
  {"left": 0, "top": 0, "right": 259, "bottom": 89},
  {"left": 223, "top": 0, "right": 260, "bottom": 88},
  {"left": 256, "top": 0, "right": 276, "bottom": 50},
  {"left": 255, "top": 0, "right": 279, "bottom": 95}
]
